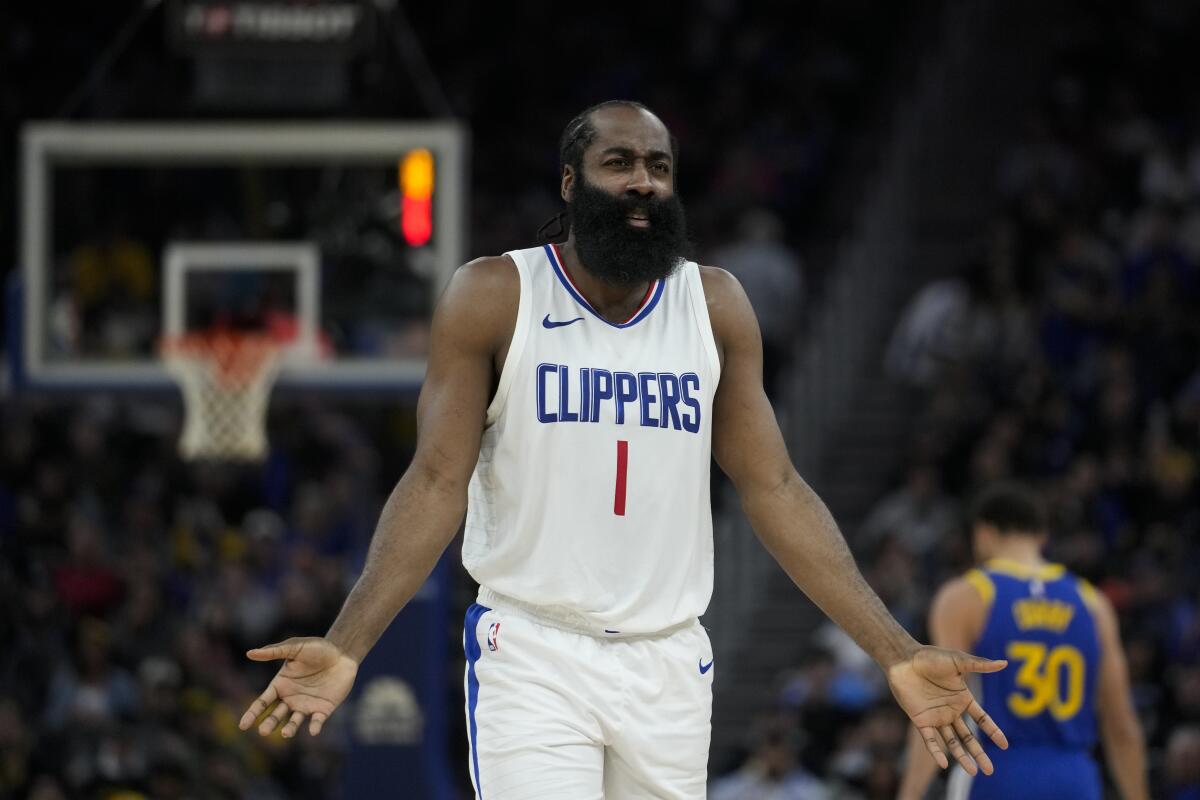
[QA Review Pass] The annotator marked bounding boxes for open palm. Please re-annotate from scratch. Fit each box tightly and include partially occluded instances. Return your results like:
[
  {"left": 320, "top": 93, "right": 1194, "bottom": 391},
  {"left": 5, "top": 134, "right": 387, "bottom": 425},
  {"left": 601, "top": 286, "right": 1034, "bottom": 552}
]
[
  {"left": 887, "top": 646, "right": 1009, "bottom": 775},
  {"left": 238, "top": 637, "right": 359, "bottom": 738}
]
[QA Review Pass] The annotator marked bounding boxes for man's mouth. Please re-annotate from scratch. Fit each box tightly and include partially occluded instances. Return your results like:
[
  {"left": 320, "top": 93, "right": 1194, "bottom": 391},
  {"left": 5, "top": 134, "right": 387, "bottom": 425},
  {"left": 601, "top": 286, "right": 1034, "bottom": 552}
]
[{"left": 626, "top": 212, "right": 650, "bottom": 228}]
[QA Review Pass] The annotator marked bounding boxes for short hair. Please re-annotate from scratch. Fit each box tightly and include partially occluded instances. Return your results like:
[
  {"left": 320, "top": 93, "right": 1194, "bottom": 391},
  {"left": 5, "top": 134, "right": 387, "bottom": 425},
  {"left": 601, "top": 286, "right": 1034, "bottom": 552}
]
[
  {"left": 970, "top": 481, "right": 1047, "bottom": 536},
  {"left": 558, "top": 100, "right": 679, "bottom": 174}
]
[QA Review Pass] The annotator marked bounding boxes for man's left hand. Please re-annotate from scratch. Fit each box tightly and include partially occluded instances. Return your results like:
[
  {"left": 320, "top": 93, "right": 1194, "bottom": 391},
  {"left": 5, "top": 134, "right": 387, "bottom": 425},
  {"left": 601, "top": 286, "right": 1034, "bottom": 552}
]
[{"left": 887, "top": 646, "right": 1009, "bottom": 775}]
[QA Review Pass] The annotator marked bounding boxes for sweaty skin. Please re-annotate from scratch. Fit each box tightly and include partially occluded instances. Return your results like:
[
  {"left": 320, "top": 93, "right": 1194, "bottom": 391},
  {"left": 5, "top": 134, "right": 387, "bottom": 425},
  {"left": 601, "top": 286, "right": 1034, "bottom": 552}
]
[{"left": 239, "top": 105, "right": 1008, "bottom": 777}]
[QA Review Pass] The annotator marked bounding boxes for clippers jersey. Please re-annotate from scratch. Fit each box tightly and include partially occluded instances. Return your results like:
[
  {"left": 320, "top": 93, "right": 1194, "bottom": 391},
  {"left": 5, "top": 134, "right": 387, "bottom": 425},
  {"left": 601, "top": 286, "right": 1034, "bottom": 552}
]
[
  {"left": 958, "top": 559, "right": 1103, "bottom": 800},
  {"left": 463, "top": 244, "right": 721, "bottom": 636}
]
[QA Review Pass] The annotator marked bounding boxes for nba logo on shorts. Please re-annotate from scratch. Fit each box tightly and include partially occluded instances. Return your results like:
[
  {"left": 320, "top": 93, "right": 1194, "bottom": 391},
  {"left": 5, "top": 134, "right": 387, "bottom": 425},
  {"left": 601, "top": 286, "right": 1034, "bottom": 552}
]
[{"left": 487, "top": 621, "right": 501, "bottom": 652}]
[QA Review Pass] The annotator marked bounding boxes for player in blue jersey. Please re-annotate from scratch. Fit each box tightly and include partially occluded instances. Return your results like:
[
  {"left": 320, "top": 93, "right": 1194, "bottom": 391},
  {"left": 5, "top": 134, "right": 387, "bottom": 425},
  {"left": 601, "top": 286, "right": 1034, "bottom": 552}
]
[
  {"left": 898, "top": 482, "right": 1148, "bottom": 800},
  {"left": 237, "top": 100, "right": 1014, "bottom": 796}
]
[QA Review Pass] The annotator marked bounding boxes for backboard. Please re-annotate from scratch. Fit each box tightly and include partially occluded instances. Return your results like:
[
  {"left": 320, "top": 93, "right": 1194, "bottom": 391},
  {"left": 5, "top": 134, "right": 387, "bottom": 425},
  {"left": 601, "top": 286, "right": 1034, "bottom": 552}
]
[{"left": 15, "top": 121, "right": 468, "bottom": 391}]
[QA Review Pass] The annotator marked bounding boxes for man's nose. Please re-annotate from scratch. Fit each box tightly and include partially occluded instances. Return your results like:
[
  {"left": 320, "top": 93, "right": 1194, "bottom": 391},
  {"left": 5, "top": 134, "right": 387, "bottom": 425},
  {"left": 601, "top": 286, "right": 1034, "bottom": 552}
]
[{"left": 626, "top": 162, "right": 655, "bottom": 195}]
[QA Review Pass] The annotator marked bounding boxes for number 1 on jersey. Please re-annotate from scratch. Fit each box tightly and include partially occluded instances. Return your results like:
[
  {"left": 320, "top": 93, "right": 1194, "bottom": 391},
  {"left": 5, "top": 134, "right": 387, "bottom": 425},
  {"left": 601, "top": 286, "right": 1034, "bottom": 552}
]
[{"left": 614, "top": 440, "right": 628, "bottom": 516}]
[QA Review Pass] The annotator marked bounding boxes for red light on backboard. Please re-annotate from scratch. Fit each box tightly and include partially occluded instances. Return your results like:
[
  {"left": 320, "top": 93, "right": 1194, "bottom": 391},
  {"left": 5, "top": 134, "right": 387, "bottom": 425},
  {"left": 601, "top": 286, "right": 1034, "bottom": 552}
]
[
  {"left": 399, "top": 149, "right": 434, "bottom": 246},
  {"left": 402, "top": 196, "right": 432, "bottom": 247}
]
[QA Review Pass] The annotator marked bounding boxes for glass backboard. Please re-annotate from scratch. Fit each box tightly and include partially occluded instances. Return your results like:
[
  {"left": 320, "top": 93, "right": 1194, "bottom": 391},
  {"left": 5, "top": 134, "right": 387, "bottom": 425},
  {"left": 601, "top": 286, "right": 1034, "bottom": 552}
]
[{"left": 16, "top": 122, "right": 468, "bottom": 390}]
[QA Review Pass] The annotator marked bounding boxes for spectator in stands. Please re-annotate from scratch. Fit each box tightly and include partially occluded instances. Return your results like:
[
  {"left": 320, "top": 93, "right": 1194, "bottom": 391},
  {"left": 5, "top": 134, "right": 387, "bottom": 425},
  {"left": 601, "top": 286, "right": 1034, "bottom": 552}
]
[
  {"left": 709, "top": 715, "right": 830, "bottom": 800},
  {"left": 1166, "top": 726, "right": 1200, "bottom": 800},
  {"left": 5, "top": 3, "right": 1200, "bottom": 797},
  {"left": 711, "top": 208, "right": 805, "bottom": 397},
  {"left": 859, "top": 463, "right": 958, "bottom": 558},
  {"left": 762, "top": 6, "right": 1200, "bottom": 795},
  {"left": 68, "top": 213, "right": 157, "bottom": 358},
  {"left": 43, "top": 618, "right": 138, "bottom": 732},
  {"left": 0, "top": 696, "right": 32, "bottom": 794},
  {"left": 883, "top": 269, "right": 970, "bottom": 386},
  {"left": 823, "top": 702, "right": 907, "bottom": 799}
]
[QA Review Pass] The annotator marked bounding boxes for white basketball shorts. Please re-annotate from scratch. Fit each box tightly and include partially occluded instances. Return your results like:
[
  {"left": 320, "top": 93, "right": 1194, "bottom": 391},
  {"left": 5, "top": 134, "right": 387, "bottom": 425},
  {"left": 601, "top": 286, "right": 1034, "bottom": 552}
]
[{"left": 462, "top": 599, "right": 714, "bottom": 799}]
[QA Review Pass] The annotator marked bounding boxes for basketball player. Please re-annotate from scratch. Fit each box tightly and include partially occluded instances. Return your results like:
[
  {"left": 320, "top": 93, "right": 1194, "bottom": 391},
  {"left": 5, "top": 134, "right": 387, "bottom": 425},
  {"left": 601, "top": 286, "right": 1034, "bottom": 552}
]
[
  {"left": 897, "top": 482, "right": 1148, "bottom": 800},
  {"left": 238, "top": 100, "right": 1011, "bottom": 798}
]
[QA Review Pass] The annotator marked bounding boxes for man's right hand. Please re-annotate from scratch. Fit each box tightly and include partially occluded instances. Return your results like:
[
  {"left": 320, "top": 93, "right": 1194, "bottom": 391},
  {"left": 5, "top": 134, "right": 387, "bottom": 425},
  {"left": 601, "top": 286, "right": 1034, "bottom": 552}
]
[{"left": 238, "top": 637, "right": 359, "bottom": 738}]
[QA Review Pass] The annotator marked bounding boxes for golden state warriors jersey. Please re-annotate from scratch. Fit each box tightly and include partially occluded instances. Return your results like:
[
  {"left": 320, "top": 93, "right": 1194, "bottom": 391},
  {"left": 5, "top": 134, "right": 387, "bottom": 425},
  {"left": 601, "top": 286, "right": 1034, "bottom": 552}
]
[
  {"left": 462, "top": 244, "right": 720, "bottom": 635},
  {"left": 956, "top": 559, "right": 1103, "bottom": 800},
  {"left": 969, "top": 559, "right": 1100, "bottom": 747}
]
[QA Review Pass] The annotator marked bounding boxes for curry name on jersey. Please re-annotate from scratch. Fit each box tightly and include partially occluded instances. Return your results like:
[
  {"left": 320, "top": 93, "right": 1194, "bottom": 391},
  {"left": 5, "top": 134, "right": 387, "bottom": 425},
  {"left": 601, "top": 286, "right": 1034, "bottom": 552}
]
[{"left": 967, "top": 559, "right": 1101, "bottom": 749}]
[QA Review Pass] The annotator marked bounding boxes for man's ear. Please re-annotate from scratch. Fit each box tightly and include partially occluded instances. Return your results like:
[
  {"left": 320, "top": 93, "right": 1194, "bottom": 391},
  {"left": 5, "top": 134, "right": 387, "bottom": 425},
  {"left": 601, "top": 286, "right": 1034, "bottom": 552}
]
[{"left": 561, "top": 165, "right": 574, "bottom": 203}]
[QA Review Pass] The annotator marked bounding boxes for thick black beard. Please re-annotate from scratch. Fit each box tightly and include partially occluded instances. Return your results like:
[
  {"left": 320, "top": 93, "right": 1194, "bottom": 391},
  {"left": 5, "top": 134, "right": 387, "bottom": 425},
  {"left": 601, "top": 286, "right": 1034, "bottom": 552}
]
[{"left": 567, "top": 176, "right": 690, "bottom": 286}]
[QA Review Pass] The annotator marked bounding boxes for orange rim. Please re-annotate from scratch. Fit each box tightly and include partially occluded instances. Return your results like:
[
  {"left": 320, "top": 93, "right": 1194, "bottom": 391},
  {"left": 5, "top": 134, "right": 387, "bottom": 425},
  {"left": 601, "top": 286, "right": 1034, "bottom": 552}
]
[{"left": 160, "top": 332, "right": 283, "bottom": 388}]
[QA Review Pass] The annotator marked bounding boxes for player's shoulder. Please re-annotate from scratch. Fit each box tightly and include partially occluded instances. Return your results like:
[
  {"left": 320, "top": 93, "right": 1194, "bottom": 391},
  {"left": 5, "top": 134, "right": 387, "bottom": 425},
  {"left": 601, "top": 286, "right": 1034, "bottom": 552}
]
[
  {"left": 697, "top": 264, "right": 742, "bottom": 300},
  {"left": 697, "top": 265, "right": 755, "bottom": 343},
  {"left": 451, "top": 254, "right": 520, "bottom": 294},
  {"left": 1069, "top": 574, "right": 1120, "bottom": 648},
  {"left": 1073, "top": 574, "right": 1114, "bottom": 620},
  {"left": 928, "top": 572, "right": 991, "bottom": 646},
  {"left": 936, "top": 571, "right": 995, "bottom": 611},
  {"left": 432, "top": 255, "right": 520, "bottom": 348},
  {"left": 442, "top": 254, "right": 520, "bottom": 306}
]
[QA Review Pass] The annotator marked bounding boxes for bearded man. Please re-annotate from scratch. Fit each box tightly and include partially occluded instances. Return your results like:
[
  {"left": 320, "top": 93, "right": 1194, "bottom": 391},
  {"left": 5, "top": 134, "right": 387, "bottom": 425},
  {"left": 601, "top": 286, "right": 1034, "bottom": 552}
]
[{"left": 239, "top": 100, "right": 1010, "bottom": 799}]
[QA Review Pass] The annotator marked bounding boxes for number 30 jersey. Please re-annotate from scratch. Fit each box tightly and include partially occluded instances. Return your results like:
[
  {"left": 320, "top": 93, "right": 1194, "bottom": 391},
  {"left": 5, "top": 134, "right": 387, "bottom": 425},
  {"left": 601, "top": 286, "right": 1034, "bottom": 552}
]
[
  {"left": 966, "top": 559, "right": 1101, "bottom": 750},
  {"left": 462, "top": 244, "right": 721, "bottom": 635}
]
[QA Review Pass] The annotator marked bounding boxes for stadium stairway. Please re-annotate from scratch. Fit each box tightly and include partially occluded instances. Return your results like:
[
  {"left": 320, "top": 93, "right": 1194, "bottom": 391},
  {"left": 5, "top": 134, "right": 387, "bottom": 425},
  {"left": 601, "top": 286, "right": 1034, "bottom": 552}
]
[{"left": 708, "top": 0, "right": 1068, "bottom": 772}]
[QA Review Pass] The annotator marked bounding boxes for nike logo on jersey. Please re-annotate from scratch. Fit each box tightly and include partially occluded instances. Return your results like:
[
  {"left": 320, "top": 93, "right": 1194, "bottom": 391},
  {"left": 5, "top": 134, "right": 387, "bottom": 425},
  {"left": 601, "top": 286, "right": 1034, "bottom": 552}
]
[
  {"left": 699, "top": 658, "right": 714, "bottom": 675},
  {"left": 543, "top": 314, "right": 584, "bottom": 329}
]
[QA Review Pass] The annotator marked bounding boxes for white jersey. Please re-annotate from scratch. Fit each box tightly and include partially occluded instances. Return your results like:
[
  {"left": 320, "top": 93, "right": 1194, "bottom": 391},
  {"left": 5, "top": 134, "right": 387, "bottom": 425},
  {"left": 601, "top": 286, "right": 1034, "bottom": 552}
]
[{"left": 463, "top": 243, "right": 721, "bottom": 635}]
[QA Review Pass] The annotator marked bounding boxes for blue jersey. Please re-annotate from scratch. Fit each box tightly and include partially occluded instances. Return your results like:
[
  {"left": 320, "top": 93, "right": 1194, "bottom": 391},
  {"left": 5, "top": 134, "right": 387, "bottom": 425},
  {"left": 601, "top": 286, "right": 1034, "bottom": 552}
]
[{"left": 961, "top": 559, "right": 1103, "bottom": 800}]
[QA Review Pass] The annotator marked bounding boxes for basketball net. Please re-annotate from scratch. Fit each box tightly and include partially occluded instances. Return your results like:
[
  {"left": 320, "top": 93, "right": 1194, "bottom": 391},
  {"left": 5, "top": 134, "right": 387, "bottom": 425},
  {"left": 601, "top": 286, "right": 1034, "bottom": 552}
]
[{"left": 161, "top": 332, "right": 285, "bottom": 461}]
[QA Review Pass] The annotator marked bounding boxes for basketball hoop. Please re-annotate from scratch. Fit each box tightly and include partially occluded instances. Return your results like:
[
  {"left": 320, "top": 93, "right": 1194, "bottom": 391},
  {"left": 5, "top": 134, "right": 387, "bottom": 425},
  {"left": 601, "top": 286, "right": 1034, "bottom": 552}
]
[{"left": 161, "top": 332, "right": 285, "bottom": 461}]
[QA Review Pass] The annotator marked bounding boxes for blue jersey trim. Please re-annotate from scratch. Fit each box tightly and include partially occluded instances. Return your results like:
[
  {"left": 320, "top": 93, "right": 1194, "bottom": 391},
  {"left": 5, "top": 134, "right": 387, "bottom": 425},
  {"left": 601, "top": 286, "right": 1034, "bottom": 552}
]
[
  {"left": 543, "top": 243, "right": 665, "bottom": 329},
  {"left": 464, "top": 603, "right": 492, "bottom": 798}
]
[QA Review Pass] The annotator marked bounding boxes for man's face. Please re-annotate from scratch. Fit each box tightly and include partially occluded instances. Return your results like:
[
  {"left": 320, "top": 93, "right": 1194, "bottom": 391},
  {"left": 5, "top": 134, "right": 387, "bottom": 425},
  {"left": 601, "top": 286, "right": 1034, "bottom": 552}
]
[{"left": 564, "top": 106, "right": 689, "bottom": 286}]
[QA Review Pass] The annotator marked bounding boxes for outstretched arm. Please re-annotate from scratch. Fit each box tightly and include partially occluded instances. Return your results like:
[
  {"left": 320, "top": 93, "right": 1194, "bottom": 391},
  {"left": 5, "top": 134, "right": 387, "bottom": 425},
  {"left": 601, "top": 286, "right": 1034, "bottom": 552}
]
[
  {"left": 238, "top": 256, "right": 518, "bottom": 738},
  {"left": 704, "top": 267, "right": 1007, "bottom": 774},
  {"left": 322, "top": 257, "right": 516, "bottom": 662}
]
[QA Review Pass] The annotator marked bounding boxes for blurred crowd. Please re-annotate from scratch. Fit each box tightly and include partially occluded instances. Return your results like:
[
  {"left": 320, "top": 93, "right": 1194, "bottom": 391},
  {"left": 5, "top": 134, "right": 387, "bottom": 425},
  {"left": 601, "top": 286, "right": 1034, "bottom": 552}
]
[
  {"left": 8, "top": 2, "right": 1200, "bottom": 800},
  {"left": 0, "top": 399, "right": 413, "bottom": 798},
  {"left": 2, "top": 2, "right": 900, "bottom": 797},
  {"left": 45, "top": 167, "right": 434, "bottom": 362},
  {"left": 713, "top": 4, "right": 1200, "bottom": 798},
  {"left": 0, "top": 0, "right": 916, "bottom": 365}
]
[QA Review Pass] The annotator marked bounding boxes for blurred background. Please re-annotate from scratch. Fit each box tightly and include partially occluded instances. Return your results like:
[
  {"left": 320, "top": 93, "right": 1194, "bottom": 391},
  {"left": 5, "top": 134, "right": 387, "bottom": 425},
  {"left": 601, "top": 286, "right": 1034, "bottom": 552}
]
[{"left": 3, "top": 0, "right": 1200, "bottom": 797}]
